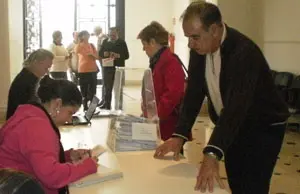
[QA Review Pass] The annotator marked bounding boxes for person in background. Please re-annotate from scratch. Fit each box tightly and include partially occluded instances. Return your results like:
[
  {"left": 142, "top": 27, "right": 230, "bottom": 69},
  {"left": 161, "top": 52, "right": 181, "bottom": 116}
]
[
  {"left": 75, "top": 30, "right": 99, "bottom": 110},
  {"left": 0, "top": 76, "right": 98, "bottom": 194},
  {"left": 99, "top": 27, "right": 129, "bottom": 110},
  {"left": 138, "top": 21, "right": 186, "bottom": 142},
  {"left": 66, "top": 31, "right": 79, "bottom": 83},
  {"left": 93, "top": 26, "right": 108, "bottom": 52},
  {"left": 93, "top": 26, "right": 108, "bottom": 106},
  {"left": 6, "top": 49, "right": 54, "bottom": 120},
  {"left": 154, "top": 1, "right": 290, "bottom": 193},
  {"left": 0, "top": 169, "right": 45, "bottom": 194},
  {"left": 49, "top": 31, "right": 70, "bottom": 80}
]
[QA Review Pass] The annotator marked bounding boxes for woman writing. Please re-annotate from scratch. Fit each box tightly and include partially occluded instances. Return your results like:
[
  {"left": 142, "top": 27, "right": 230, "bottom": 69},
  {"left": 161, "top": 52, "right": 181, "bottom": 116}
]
[{"left": 0, "top": 76, "right": 98, "bottom": 194}]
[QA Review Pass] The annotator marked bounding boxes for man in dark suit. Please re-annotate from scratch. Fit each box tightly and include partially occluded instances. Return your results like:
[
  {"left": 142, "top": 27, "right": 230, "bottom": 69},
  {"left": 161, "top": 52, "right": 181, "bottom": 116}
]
[
  {"left": 98, "top": 27, "right": 129, "bottom": 110},
  {"left": 154, "top": 2, "right": 290, "bottom": 193}
]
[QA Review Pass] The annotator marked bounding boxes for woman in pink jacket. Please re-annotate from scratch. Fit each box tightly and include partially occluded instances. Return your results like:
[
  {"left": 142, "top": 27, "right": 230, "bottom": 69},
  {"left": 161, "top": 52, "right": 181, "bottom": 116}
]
[{"left": 0, "top": 76, "right": 98, "bottom": 194}]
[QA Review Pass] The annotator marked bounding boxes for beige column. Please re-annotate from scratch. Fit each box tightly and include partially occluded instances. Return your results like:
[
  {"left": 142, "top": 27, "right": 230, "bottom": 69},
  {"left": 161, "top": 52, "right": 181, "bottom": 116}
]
[
  {"left": 0, "top": 0, "right": 11, "bottom": 121},
  {"left": 218, "top": 0, "right": 264, "bottom": 49}
]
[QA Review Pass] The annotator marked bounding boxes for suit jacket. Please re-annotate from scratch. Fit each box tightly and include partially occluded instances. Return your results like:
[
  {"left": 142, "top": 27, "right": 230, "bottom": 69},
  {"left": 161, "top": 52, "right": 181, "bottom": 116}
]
[{"left": 173, "top": 25, "right": 290, "bottom": 159}]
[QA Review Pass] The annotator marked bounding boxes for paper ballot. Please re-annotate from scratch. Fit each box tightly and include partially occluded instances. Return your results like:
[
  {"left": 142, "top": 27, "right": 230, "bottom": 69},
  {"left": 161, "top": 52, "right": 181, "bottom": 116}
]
[
  {"left": 132, "top": 123, "right": 157, "bottom": 141},
  {"left": 91, "top": 145, "right": 106, "bottom": 157},
  {"left": 102, "top": 58, "right": 114, "bottom": 67}
]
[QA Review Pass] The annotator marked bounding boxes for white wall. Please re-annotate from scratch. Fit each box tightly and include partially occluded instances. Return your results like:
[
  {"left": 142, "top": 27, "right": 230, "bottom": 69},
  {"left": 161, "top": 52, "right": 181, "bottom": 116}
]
[
  {"left": 8, "top": 0, "right": 24, "bottom": 80},
  {"left": 125, "top": 0, "right": 173, "bottom": 83},
  {"left": 218, "top": 0, "right": 264, "bottom": 49},
  {"left": 172, "top": 0, "right": 190, "bottom": 68},
  {"left": 263, "top": 0, "right": 300, "bottom": 74}
]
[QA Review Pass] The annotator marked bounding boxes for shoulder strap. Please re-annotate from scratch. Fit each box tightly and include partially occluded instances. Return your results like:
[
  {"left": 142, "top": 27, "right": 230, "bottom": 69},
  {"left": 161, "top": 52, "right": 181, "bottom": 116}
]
[{"left": 172, "top": 53, "right": 188, "bottom": 78}]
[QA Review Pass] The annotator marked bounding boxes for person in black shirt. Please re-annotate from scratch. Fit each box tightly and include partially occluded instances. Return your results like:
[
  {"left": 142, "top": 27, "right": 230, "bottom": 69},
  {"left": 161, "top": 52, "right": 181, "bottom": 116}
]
[
  {"left": 98, "top": 27, "right": 129, "bottom": 110},
  {"left": 154, "top": 2, "right": 290, "bottom": 193},
  {"left": 6, "top": 49, "right": 54, "bottom": 120}
]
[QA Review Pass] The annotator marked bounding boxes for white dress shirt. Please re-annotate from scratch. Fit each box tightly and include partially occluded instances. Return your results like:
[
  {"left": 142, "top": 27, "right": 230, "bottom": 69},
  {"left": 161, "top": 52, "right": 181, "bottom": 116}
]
[{"left": 205, "top": 23, "right": 227, "bottom": 116}]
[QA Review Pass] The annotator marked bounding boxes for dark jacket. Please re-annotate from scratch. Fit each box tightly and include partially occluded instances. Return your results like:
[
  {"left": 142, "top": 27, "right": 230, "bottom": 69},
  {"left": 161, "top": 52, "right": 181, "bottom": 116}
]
[
  {"left": 99, "top": 38, "right": 129, "bottom": 67},
  {"left": 6, "top": 68, "right": 39, "bottom": 120},
  {"left": 173, "top": 25, "right": 290, "bottom": 159}
]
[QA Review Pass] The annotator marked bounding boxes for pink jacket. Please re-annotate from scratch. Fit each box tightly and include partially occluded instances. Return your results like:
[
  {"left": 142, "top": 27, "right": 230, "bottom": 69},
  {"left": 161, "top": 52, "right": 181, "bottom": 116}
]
[{"left": 0, "top": 104, "right": 97, "bottom": 194}]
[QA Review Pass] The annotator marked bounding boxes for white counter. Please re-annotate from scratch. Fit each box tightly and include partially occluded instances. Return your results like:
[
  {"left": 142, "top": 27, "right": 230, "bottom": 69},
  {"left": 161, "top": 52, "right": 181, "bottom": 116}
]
[{"left": 60, "top": 118, "right": 230, "bottom": 194}]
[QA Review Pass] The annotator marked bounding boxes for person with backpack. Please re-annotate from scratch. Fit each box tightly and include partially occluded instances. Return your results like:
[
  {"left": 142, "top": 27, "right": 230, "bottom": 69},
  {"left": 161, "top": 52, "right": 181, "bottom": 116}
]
[
  {"left": 75, "top": 31, "right": 99, "bottom": 110},
  {"left": 138, "top": 21, "right": 189, "bottom": 145}
]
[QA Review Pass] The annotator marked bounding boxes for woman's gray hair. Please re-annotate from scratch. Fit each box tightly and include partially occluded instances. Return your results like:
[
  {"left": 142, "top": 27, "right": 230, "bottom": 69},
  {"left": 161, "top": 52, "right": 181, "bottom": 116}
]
[
  {"left": 52, "top": 30, "right": 62, "bottom": 41},
  {"left": 23, "top": 49, "right": 54, "bottom": 67},
  {"left": 78, "top": 30, "right": 90, "bottom": 42}
]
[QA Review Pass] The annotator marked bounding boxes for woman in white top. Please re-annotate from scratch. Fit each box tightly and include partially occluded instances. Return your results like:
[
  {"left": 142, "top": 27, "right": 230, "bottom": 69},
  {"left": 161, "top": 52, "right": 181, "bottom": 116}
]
[
  {"left": 49, "top": 31, "right": 70, "bottom": 80},
  {"left": 66, "top": 31, "right": 79, "bottom": 83}
]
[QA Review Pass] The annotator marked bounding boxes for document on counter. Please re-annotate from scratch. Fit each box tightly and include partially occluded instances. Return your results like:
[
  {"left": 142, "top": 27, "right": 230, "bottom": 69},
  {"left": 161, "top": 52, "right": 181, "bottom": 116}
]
[
  {"left": 131, "top": 123, "right": 157, "bottom": 141},
  {"left": 91, "top": 145, "right": 107, "bottom": 157}
]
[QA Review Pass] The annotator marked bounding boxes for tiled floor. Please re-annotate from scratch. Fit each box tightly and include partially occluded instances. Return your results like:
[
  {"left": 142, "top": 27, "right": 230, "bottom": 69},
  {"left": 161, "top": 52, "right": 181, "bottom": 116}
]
[{"left": 114, "top": 85, "right": 300, "bottom": 194}]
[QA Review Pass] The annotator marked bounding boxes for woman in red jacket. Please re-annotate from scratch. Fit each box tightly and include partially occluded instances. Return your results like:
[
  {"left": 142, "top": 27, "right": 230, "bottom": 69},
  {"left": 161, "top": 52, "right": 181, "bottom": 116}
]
[
  {"left": 0, "top": 76, "right": 98, "bottom": 194},
  {"left": 138, "top": 21, "right": 186, "bottom": 141}
]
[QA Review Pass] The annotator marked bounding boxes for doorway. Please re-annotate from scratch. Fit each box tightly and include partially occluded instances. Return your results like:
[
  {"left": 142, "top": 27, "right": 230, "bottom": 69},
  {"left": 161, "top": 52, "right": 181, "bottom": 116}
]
[{"left": 23, "top": 0, "right": 124, "bottom": 83}]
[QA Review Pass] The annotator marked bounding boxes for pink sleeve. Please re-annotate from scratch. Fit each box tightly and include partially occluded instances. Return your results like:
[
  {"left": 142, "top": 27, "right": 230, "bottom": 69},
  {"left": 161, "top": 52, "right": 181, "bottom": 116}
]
[{"left": 20, "top": 119, "right": 97, "bottom": 189}]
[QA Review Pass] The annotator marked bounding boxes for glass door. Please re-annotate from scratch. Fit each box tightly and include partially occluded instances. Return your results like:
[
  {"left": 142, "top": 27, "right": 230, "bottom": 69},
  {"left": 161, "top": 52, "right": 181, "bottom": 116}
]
[
  {"left": 76, "top": 0, "right": 116, "bottom": 81},
  {"left": 24, "top": 0, "right": 119, "bottom": 83}
]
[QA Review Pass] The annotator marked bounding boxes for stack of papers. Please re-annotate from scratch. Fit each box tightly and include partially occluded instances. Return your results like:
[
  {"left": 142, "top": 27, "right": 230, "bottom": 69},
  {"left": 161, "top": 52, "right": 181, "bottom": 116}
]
[{"left": 107, "top": 115, "right": 160, "bottom": 152}]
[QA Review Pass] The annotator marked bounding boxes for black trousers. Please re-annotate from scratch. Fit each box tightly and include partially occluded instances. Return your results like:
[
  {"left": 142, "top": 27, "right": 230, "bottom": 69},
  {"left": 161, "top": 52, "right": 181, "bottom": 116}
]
[
  {"left": 225, "top": 123, "right": 285, "bottom": 194},
  {"left": 102, "top": 67, "right": 116, "bottom": 109},
  {"left": 78, "top": 72, "right": 97, "bottom": 109},
  {"left": 50, "top": 72, "right": 67, "bottom": 80},
  {"left": 113, "top": 69, "right": 125, "bottom": 110},
  {"left": 100, "top": 65, "right": 105, "bottom": 104}
]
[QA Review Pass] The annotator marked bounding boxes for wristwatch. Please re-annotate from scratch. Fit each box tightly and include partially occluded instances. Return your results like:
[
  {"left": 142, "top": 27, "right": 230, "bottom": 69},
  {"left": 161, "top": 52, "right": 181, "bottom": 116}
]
[{"left": 205, "top": 152, "right": 220, "bottom": 161}]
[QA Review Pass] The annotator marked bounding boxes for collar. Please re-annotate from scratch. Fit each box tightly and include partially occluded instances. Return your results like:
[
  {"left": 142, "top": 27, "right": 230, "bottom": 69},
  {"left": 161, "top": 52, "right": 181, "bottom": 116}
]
[
  {"left": 53, "top": 41, "right": 63, "bottom": 46},
  {"left": 23, "top": 68, "right": 39, "bottom": 80},
  {"left": 149, "top": 46, "right": 167, "bottom": 71},
  {"left": 211, "top": 22, "right": 227, "bottom": 56}
]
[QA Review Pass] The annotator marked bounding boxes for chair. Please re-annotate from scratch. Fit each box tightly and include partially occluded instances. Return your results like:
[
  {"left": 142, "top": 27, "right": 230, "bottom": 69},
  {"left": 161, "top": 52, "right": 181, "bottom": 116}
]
[{"left": 274, "top": 72, "right": 294, "bottom": 102}]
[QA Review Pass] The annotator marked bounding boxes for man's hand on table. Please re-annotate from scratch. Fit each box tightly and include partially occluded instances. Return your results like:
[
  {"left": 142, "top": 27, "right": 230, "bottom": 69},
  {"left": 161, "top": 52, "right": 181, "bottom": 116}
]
[
  {"left": 154, "top": 138, "right": 226, "bottom": 192},
  {"left": 195, "top": 155, "right": 225, "bottom": 193},
  {"left": 154, "top": 137, "right": 184, "bottom": 161}
]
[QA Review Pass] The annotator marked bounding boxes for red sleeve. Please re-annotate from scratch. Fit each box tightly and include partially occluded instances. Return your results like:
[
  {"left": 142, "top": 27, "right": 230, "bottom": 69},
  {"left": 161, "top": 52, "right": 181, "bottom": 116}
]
[
  {"left": 157, "top": 58, "right": 185, "bottom": 120},
  {"left": 19, "top": 119, "right": 97, "bottom": 189},
  {"left": 64, "top": 149, "right": 72, "bottom": 162}
]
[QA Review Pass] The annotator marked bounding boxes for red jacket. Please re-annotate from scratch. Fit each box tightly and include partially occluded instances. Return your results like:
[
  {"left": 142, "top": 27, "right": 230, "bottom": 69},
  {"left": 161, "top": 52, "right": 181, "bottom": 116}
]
[
  {"left": 0, "top": 104, "right": 97, "bottom": 194},
  {"left": 152, "top": 48, "right": 185, "bottom": 141}
]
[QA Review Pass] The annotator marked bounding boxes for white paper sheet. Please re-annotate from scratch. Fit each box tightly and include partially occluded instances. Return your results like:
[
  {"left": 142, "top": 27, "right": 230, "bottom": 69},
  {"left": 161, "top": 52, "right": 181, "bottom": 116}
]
[
  {"left": 131, "top": 123, "right": 157, "bottom": 141},
  {"left": 102, "top": 58, "right": 114, "bottom": 67}
]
